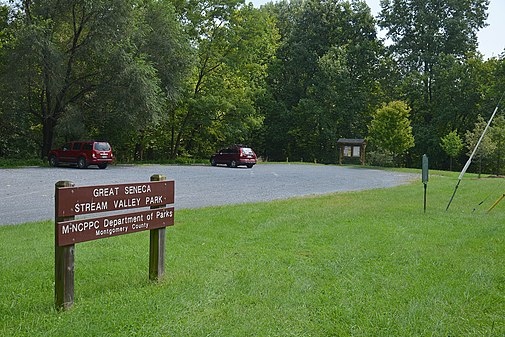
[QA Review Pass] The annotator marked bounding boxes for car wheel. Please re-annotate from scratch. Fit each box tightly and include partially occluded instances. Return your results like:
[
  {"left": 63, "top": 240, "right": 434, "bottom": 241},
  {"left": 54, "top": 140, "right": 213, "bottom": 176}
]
[
  {"left": 77, "top": 157, "right": 88, "bottom": 169},
  {"left": 211, "top": 158, "right": 217, "bottom": 166},
  {"left": 49, "top": 155, "right": 59, "bottom": 167},
  {"left": 246, "top": 164, "right": 253, "bottom": 168},
  {"left": 98, "top": 163, "right": 108, "bottom": 169},
  {"left": 230, "top": 160, "right": 237, "bottom": 168}
]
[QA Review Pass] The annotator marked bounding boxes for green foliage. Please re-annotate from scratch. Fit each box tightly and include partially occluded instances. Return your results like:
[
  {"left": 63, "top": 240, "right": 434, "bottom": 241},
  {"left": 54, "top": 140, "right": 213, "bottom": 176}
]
[
  {"left": 0, "top": 158, "right": 45, "bottom": 168},
  {"left": 440, "top": 129, "right": 464, "bottom": 171},
  {"left": 168, "top": 0, "right": 278, "bottom": 159},
  {"left": 490, "top": 115, "right": 505, "bottom": 175},
  {"left": 465, "top": 114, "right": 505, "bottom": 176},
  {"left": 0, "top": 0, "right": 190, "bottom": 159},
  {"left": 379, "top": 0, "right": 488, "bottom": 71},
  {"left": 367, "top": 101, "right": 415, "bottom": 165},
  {"left": 0, "top": 0, "right": 504, "bottom": 169},
  {"left": 379, "top": 0, "right": 490, "bottom": 167},
  {"left": 366, "top": 149, "right": 395, "bottom": 167},
  {"left": 261, "top": 0, "right": 383, "bottom": 162},
  {"left": 465, "top": 115, "right": 496, "bottom": 177}
]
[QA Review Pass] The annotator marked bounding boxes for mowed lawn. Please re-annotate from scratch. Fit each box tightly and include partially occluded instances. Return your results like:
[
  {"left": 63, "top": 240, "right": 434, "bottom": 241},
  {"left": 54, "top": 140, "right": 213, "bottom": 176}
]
[{"left": 0, "top": 170, "right": 503, "bottom": 336}]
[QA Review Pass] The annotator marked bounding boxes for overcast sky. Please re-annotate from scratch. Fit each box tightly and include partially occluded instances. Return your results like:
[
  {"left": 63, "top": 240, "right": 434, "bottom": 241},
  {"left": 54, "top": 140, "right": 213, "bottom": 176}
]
[{"left": 250, "top": 0, "right": 504, "bottom": 59}]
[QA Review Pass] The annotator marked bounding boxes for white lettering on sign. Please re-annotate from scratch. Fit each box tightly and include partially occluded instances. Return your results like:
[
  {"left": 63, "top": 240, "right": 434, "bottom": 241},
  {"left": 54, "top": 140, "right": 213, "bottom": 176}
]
[
  {"left": 113, "top": 198, "right": 141, "bottom": 209},
  {"left": 104, "top": 214, "right": 144, "bottom": 228},
  {"left": 61, "top": 220, "right": 100, "bottom": 234},
  {"left": 124, "top": 184, "right": 152, "bottom": 195},
  {"left": 74, "top": 201, "right": 108, "bottom": 214},
  {"left": 132, "top": 223, "right": 149, "bottom": 230},
  {"left": 93, "top": 187, "right": 119, "bottom": 197},
  {"left": 96, "top": 226, "right": 129, "bottom": 236},
  {"left": 156, "top": 209, "right": 173, "bottom": 219},
  {"left": 146, "top": 195, "right": 163, "bottom": 205}
]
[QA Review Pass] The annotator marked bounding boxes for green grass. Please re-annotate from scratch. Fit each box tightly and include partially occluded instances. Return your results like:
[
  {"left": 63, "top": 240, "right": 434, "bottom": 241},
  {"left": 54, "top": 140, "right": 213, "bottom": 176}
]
[
  {"left": 0, "top": 158, "right": 46, "bottom": 168},
  {"left": 1, "top": 171, "right": 504, "bottom": 336}
]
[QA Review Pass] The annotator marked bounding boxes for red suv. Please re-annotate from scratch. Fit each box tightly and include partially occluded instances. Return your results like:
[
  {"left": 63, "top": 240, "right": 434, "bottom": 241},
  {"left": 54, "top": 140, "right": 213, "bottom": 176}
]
[
  {"left": 48, "top": 141, "right": 114, "bottom": 169},
  {"left": 210, "top": 145, "right": 257, "bottom": 168}
]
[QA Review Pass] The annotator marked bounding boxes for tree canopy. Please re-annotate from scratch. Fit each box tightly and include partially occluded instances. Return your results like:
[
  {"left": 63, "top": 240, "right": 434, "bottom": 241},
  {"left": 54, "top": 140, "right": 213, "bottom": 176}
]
[
  {"left": 0, "top": 0, "right": 504, "bottom": 174},
  {"left": 367, "top": 100, "right": 415, "bottom": 162}
]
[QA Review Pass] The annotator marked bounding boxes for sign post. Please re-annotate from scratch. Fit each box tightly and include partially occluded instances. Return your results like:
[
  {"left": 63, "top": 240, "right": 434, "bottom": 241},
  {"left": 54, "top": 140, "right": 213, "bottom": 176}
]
[
  {"left": 422, "top": 154, "right": 429, "bottom": 213},
  {"left": 149, "top": 174, "right": 166, "bottom": 280},
  {"left": 55, "top": 180, "right": 75, "bottom": 310},
  {"left": 54, "top": 175, "right": 174, "bottom": 310}
]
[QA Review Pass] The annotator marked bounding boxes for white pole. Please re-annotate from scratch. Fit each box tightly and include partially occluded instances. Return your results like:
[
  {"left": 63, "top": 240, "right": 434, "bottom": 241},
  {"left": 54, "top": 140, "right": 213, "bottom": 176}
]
[
  {"left": 446, "top": 94, "right": 503, "bottom": 211},
  {"left": 458, "top": 104, "right": 500, "bottom": 180}
]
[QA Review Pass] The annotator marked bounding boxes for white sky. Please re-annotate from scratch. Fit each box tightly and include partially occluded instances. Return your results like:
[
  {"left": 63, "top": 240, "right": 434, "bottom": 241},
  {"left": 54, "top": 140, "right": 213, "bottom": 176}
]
[{"left": 250, "top": 0, "right": 505, "bottom": 59}]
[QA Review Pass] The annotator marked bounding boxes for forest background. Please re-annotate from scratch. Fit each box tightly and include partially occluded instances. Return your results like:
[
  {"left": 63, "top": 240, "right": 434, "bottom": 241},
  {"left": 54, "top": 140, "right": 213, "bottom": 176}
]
[{"left": 1, "top": 0, "right": 504, "bottom": 173}]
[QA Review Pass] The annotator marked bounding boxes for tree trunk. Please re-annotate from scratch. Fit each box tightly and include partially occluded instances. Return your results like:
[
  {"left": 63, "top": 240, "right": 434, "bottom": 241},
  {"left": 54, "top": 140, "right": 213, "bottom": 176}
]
[
  {"left": 41, "top": 117, "right": 56, "bottom": 159},
  {"left": 172, "top": 112, "right": 190, "bottom": 160}
]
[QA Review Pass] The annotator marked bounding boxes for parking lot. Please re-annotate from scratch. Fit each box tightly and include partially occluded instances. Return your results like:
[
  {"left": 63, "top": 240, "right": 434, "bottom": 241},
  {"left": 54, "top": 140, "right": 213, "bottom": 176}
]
[{"left": 0, "top": 164, "right": 416, "bottom": 225}]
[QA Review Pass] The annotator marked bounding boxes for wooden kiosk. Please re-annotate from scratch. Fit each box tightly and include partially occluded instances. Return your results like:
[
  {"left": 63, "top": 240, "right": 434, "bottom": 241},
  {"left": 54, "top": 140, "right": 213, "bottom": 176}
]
[{"left": 337, "top": 138, "right": 367, "bottom": 165}]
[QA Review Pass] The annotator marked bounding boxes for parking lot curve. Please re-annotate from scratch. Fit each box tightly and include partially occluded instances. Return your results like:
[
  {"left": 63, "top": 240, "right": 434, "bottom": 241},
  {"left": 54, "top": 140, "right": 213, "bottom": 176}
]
[{"left": 0, "top": 164, "right": 416, "bottom": 225}]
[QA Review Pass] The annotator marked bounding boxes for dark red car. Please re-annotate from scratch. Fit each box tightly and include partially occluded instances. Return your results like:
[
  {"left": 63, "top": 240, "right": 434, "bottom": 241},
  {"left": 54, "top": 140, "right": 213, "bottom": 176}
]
[
  {"left": 48, "top": 141, "right": 114, "bottom": 169},
  {"left": 210, "top": 145, "right": 257, "bottom": 168}
]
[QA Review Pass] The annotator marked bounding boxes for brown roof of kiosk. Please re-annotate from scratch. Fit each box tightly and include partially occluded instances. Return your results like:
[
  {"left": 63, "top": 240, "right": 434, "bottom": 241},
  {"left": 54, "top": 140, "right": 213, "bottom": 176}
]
[{"left": 337, "top": 138, "right": 366, "bottom": 145}]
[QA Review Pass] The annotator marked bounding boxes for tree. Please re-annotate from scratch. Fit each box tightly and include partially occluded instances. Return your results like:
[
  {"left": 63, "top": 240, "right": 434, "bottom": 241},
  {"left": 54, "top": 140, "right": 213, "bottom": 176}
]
[
  {"left": 379, "top": 0, "right": 488, "bottom": 76},
  {"left": 440, "top": 130, "right": 463, "bottom": 171},
  {"left": 490, "top": 115, "right": 505, "bottom": 175},
  {"left": 168, "top": 0, "right": 278, "bottom": 159},
  {"left": 0, "top": 0, "right": 190, "bottom": 159},
  {"left": 465, "top": 115, "right": 496, "bottom": 178},
  {"left": 261, "top": 0, "right": 383, "bottom": 162},
  {"left": 367, "top": 101, "right": 415, "bottom": 165},
  {"left": 378, "top": 0, "right": 489, "bottom": 166}
]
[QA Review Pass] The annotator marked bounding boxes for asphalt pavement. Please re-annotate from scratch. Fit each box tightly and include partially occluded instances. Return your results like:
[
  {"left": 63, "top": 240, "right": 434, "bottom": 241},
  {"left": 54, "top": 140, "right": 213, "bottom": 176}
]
[{"left": 0, "top": 164, "right": 416, "bottom": 225}]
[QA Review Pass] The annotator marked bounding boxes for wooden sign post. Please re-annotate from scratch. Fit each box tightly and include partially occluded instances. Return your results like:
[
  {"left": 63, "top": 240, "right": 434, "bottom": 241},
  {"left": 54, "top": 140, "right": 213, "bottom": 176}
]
[
  {"left": 149, "top": 174, "right": 166, "bottom": 281},
  {"left": 55, "top": 180, "right": 75, "bottom": 310},
  {"left": 54, "top": 175, "right": 174, "bottom": 310}
]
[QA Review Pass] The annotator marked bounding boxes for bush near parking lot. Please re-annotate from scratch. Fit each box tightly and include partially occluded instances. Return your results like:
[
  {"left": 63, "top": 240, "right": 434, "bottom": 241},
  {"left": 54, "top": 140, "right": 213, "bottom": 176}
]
[
  {"left": 0, "top": 158, "right": 45, "bottom": 168},
  {"left": 0, "top": 170, "right": 503, "bottom": 336}
]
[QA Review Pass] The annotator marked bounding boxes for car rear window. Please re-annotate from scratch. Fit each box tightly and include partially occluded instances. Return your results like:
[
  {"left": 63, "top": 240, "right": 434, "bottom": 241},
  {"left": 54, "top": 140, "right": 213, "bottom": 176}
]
[
  {"left": 241, "top": 148, "right": 254, "bottom": 155},
  {"left": 94, "top": 142, "right": 111, "bottom": 151}
]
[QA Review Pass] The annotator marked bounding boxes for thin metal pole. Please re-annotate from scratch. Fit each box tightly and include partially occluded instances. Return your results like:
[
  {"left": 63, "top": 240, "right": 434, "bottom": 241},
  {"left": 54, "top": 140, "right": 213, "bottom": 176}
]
[
  {"left": 487, "top": 194, "right": 505, "bottom": 213},
  {"left": 446, "top": 94, "right": 504, "bottom": 211},
  {"left": 424, "top": 184, "right": 427, "bottom": 213}
]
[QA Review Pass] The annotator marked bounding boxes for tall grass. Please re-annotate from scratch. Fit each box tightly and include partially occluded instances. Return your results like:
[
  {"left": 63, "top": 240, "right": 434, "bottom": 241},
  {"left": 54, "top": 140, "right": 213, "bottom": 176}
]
[{"left": 0, "top": 170, "right": 504, "bottom": 336}]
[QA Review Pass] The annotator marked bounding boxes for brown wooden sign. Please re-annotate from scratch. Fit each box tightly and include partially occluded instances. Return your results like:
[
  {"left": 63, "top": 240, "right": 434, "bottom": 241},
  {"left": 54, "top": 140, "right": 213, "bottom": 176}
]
[
  {"left": 57, "top": 207, "right": 174, "bottom": 246},
  {"left": 56, "top": 180, "right": 174, "bottom": 217},
  {"left": 54, "top": 175, "right": 174, "bottom": 310}
]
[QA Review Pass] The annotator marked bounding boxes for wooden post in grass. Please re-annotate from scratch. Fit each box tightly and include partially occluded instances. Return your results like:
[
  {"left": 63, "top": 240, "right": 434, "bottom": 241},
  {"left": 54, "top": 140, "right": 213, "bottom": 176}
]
[
  {"left": 55, "top": 180, "right": 75, "bottom": 310},
  {"left": 149, "top": 174, "right": 166, "bottom": 280}
]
